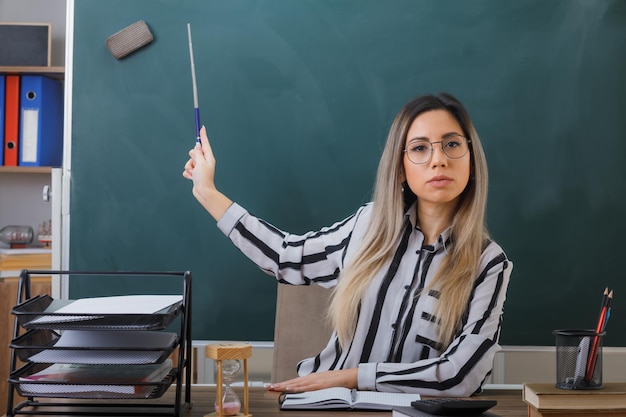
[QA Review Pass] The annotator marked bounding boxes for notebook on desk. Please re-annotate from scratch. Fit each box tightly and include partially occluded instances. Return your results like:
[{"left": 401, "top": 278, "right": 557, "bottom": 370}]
[{"left": 279, "top": 387, "right": 418, "bottom": 410}]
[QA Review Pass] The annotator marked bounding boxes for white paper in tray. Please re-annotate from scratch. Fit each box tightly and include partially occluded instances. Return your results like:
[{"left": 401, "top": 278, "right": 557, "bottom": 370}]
[
  {"left": 29, "top": 295, "right": 182, "bottom": 325},
  {"left": 28, "top": 330, "right": 177, "bottom": 364}
]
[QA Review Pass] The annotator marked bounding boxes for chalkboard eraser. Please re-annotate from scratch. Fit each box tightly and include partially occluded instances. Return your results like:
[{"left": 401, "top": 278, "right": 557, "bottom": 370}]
[{"left": 105, "top": 20, "right": 154, "bottom": 60}]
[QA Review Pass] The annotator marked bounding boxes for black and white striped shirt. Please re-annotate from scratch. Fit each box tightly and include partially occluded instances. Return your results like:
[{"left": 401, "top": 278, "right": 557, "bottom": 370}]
[{"left": 217, "top": 201, "right": 512, "bottom": 396}]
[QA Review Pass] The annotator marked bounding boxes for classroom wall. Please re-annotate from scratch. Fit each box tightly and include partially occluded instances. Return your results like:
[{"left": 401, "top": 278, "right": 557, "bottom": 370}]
[
  {"left": 0, "top": 0, "right": 67, "bottom": 235},
  {"left": 0, "top": 173, "right": 51, "bottom": 240}
]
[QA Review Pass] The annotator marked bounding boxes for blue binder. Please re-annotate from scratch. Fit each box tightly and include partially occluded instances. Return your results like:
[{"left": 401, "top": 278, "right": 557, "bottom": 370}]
[
  {"left": 0, "top": 74, "right": 5, "bottom": 165},
  {"left": 18, "top": 75, "right": 63, "bottom": 166}
]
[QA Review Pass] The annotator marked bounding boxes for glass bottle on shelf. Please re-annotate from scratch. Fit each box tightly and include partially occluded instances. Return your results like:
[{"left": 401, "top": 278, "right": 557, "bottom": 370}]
[{"left": 0, "top": 225, "right": 34, "bottom": 248}]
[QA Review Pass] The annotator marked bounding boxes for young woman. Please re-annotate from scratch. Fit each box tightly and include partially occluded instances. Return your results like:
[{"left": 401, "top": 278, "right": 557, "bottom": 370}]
[{"left": 183, "top": 93, "right": 512, "bottom": 396}]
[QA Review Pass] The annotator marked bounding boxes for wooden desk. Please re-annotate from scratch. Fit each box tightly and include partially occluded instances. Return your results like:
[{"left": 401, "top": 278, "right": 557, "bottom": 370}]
[{"left": 4, "top": 386, "right": 527, "bottom": 417}]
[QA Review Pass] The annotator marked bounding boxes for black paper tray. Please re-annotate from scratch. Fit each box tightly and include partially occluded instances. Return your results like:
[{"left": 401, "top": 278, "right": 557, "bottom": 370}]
[
  {"left": 11, "top": 329, "right": 178, "bottom": 364},
  {"left": 10, "top": 329, "right": 60, "bottom": 362},
  {"left": 12, "top": 294, "right": 182, "bottom": 331},
  {"left": 9, "top": 362, "right": 175, "bottom": 400}
]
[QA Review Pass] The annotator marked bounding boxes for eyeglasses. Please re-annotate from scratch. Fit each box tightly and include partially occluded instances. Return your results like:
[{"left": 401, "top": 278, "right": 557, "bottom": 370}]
[{"left": 403, "top": 134, "right": 471, "bottom": 165}]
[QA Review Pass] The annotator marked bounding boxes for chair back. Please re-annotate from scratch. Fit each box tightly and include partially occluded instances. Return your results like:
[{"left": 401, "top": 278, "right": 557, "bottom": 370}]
[{"left": 271, "top": 284, "right": 334, "bottom": 382}]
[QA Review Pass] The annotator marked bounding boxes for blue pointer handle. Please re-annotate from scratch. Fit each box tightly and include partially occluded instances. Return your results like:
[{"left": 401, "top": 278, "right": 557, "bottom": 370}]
[{"left": 194, "top": 108, "right": 201, "bottom": 144}]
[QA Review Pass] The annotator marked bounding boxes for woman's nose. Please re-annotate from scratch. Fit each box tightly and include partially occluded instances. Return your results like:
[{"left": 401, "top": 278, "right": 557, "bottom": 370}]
[{"left": 430, "top": 143, "right": 447, "bottom": 166}]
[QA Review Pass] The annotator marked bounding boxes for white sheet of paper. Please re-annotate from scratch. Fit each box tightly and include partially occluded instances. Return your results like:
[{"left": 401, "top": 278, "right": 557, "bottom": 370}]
[
  {"left": 53, "top": 295, "right": 182, "bottom": 314},
  {"left": 29, "top": 295, "right": 183, "bottom": 325}
]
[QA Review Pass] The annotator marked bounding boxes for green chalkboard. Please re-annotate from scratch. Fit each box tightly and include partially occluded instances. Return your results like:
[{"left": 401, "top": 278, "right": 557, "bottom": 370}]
[{"left": 70, "top": 0, "right": 626, "bottom": 346}]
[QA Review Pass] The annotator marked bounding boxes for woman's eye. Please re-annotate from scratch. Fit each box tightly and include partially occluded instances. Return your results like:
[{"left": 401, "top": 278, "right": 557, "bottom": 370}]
[{"left": 410, "top": 143, "right": 429, "bottom": 152}]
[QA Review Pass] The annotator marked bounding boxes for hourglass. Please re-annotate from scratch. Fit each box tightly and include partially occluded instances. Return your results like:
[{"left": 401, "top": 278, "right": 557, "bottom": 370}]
[
  {"left": 216, "top": 359, "right": 241, "bottom": 415},
  {"left": 205, "top": 343, "right": 252, "bottom": 417}
]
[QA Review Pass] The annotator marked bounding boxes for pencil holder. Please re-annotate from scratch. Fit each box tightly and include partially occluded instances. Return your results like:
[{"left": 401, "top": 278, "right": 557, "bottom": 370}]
[{"left": 553, "top": 329, "right": 604, "bottom": 390}]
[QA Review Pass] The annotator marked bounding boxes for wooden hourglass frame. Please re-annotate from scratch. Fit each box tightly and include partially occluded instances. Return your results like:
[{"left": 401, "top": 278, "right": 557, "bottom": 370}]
[{"left": 205, "top": 342, "right": 252, "bottom": 417}]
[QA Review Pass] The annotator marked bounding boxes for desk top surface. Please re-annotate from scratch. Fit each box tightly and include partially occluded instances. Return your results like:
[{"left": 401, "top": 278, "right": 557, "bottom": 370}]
[
  {"left": 5, "top": 386, "right": 527, "bottom": 417},
  {"left": 250, "top": 387, "right": 526, "bottom": 417}
]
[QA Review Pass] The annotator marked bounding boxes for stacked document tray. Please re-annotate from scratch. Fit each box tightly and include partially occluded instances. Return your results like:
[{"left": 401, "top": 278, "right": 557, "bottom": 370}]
[
  {"left": 11, "top": 329, "right": 178, "bottom": 365},
  {"left": 12, "top": 294, "right": 183, "bottom": 330},
  {"left": 9, "top": 294, "right": 182, "bottom": 399},
  {"left": 6, "top": 270, "right": 192, "bottom": 417},
  {"left": 10, "top": 362, "right": 175, "bottom": 399}
]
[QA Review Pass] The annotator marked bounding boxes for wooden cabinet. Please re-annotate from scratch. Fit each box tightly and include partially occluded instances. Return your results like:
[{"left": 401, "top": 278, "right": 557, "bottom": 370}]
[
  {"left": 0, "top": 277, "right": 51, "bottom": 414},
  {"left": 0, "top": 66, "right": 64, "bottom": 275},
  {"left": 1, "top": 66, "right": 64, "bottom": 414},
  {"left": 0, "top": 65, "right": 64, "bottom": 234}
]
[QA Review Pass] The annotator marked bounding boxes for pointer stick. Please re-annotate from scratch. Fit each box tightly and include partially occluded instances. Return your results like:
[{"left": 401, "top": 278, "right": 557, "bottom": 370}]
[{"left": 187, "top": 23, "right": 201, "bottom": 144}]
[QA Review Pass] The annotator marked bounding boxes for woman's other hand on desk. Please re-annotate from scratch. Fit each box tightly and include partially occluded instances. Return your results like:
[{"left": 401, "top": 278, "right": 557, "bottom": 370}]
[
  {"left": 182, "top": 125, "right": 232, "bottom": 221},
  {"left": 267, "top": 368, "right": 358, "bottom": 392}
]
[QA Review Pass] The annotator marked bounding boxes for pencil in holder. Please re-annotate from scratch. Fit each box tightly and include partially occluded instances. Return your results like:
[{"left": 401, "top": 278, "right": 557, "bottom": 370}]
[{"left": 553, "top": 329, "right": 604, "bottom": 390}]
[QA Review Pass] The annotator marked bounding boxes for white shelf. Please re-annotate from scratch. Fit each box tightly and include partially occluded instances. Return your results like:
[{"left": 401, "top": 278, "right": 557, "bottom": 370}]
[
  {"left": 0, "top": 270, "right": 21, "bottom": 279},
  {"left": 0, "top": 167, "right": 53, "bottom": 174}
]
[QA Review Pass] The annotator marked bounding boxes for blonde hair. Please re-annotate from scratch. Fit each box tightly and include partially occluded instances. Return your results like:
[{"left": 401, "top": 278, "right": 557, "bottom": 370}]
[{"left": 329, "top": 93, "right": 489, "bottom": 350}]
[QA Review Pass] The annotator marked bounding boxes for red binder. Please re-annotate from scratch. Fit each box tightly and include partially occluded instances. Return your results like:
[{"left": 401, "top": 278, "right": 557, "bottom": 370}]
[
  {"left": 0, "top": 75, "right": 4, "bottom": 164},
  {"left": 3, "top": 75, "right": 20, "bottom": 166}
]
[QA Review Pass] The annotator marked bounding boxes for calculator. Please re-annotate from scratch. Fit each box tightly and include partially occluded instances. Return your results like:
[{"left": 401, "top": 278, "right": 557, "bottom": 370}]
[{"left": 410, "top": 398, "right": 497, "bottom": 415}]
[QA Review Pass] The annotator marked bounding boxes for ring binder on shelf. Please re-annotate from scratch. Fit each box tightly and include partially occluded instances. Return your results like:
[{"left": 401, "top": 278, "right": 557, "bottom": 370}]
[
  {"left": 1, "top": 74, "right": 5, "bottom": 164},
  {"left": 18, "top": 75, "right": 64, "bottom": 167},
  {"left": 3, "top": 75, "right": 20, "bottom": 166}
]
